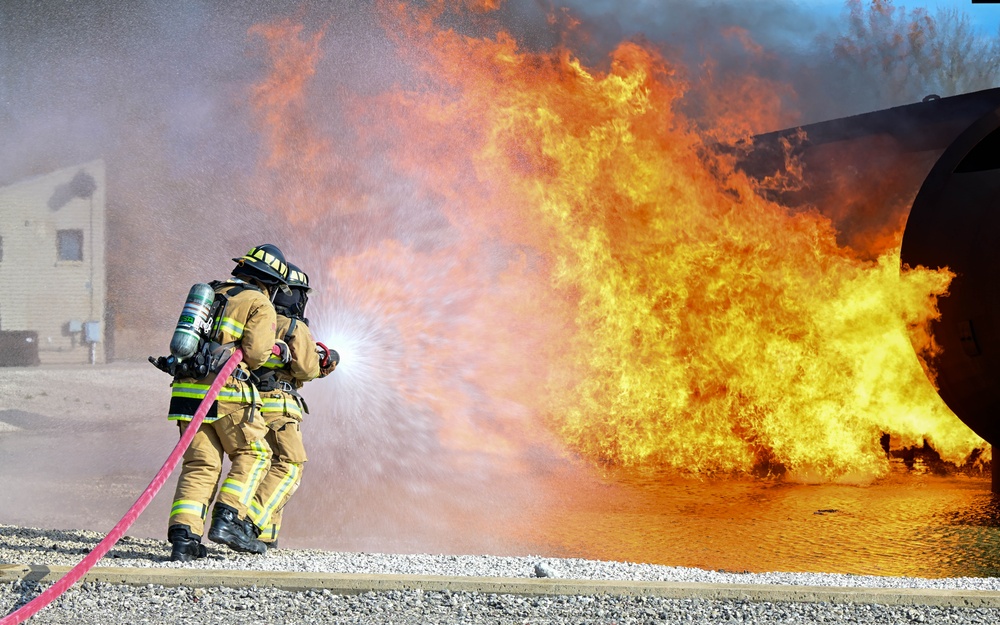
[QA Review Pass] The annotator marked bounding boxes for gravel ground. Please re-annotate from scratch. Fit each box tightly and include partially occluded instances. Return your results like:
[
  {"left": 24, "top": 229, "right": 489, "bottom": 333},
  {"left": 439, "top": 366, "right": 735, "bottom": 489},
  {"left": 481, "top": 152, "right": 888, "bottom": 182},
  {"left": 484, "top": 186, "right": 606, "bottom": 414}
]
[{"left": 3, "top": 525, "right": 1000, "bottom": 624}]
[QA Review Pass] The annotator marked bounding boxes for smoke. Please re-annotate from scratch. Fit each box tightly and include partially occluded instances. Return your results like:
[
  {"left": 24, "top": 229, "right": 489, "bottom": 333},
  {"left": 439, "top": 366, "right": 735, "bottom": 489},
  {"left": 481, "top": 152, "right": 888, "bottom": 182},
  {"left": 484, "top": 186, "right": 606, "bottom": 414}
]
[
  {"left": 4, "top": 0, "right": 991, "bottom": 302},
  {"left": 1, "top": 0, "right": 994, "bottom": 551},
  {"left": 0, "top": 1, "right": 389, "bottom": 332}
]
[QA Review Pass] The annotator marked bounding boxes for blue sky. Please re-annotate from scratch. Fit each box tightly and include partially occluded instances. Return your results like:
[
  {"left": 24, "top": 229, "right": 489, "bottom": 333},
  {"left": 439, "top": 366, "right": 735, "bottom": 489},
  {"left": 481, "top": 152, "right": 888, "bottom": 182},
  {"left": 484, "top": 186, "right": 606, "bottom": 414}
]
[
  {"left": 898, "top": 0, "right": 1000, "bottom": 30},
  {"left": 817, "top": 0, "right": 1000, "bottom": 32}
]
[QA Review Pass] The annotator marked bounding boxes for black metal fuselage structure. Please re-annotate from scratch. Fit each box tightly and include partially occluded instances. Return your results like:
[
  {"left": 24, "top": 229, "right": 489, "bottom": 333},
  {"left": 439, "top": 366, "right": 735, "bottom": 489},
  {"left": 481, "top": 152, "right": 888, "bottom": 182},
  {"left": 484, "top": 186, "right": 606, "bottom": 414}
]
[{"left": 745, "top": 88, "right": 1000, "bottom": 468}]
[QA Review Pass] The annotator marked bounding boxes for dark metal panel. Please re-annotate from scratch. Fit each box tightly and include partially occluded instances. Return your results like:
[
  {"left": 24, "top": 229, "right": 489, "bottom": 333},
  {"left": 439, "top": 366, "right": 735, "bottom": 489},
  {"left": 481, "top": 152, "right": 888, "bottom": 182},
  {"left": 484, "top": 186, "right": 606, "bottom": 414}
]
[{"left": 900, "top": 108, "right": 1000, "bottom": 444}]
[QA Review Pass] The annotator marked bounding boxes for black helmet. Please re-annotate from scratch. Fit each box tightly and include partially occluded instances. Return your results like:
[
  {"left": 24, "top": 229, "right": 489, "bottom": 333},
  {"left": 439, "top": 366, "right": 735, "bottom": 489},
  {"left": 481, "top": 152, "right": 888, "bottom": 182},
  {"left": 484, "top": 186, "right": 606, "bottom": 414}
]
[
  {"left": 286, "top": 263, "right": 311, "bottom": 292},
  {"left": 232, "top": 244, "right": 289, "bottom": 286},
  {"left": 274, "top": 261, "right": 311, "bottom": 320}
]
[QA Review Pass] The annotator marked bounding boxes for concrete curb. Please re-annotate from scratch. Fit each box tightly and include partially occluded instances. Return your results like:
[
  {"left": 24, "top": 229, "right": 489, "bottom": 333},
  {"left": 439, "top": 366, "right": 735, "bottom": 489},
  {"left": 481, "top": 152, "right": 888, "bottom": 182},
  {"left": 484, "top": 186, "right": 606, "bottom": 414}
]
[{"left": 3, "top": 564, "right": 1000, "bottom": 608}]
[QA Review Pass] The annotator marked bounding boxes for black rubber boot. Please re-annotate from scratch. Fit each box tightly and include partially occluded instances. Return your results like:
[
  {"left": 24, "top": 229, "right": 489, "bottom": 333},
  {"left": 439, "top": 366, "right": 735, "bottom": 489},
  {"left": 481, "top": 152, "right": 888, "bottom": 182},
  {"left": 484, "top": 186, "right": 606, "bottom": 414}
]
[
  {"left": 241, "top": 517, "right": 269, "bottom": 554},
  {"left": 207, "top": 503, "right": 267, "bottom": 555},
  {"left": 167, "top": 524, "right": 208, "bottom": 562}
]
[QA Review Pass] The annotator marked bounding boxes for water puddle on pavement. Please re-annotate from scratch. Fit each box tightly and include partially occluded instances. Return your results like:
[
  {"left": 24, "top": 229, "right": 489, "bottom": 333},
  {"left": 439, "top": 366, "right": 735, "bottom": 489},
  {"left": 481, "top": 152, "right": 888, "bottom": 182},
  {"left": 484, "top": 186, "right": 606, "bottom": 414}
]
[{"left": 505, "top": 460, "right": 1000, "bottom": 578}]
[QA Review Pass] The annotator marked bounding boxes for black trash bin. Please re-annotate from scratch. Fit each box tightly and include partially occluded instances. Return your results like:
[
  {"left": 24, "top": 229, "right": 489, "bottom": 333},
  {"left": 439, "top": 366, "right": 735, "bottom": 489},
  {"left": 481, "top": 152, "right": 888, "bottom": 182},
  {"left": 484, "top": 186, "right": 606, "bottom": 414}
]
[{"left": 0, "top": 331, "right": 41, "bottom": 366}]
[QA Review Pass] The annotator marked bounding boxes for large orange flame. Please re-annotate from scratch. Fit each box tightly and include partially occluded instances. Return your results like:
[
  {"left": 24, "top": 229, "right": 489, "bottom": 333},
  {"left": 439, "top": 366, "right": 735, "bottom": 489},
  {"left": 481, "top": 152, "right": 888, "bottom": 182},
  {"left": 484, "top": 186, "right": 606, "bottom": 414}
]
[{"left": 250, "top": 3, "right": 985, "bottom": 484}]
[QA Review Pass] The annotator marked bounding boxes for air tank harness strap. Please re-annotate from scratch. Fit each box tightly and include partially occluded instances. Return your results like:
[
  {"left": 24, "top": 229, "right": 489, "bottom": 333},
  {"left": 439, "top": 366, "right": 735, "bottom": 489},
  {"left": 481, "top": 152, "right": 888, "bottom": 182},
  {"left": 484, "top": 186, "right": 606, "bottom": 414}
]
[
  {"left": 234, "top": 366, "right": 259, "bottom": 425},
  {"left": 254, "top": 369, "right": 278, "bottom": 392},
  {"left": 255, "top": 377, "right": 309, "bottom": 415},
  {"left": 285, "top": 384, "right": 309, "bottom": 415},
  {"left": 208, "top": 341, "right": 238, "bottom": 374}
]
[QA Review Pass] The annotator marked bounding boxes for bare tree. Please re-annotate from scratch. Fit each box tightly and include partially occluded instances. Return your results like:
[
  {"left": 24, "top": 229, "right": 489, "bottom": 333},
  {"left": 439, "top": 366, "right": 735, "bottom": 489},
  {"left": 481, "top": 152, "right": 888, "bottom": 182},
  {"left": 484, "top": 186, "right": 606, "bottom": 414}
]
[
  {"left": 833, "top": 0, "right": 1000, "bottom": 108},
  {"left": 919, "top": 7, "right": 1000, "bottom": 96}
]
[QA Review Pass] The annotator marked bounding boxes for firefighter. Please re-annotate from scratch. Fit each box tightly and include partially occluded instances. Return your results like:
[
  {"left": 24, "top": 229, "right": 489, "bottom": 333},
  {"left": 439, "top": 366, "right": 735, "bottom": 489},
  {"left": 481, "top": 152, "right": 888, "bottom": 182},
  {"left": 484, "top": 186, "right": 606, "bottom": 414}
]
[
  {"left": 164, "top": 244, "right": 291, "bottom": 562},
  {"left": 246, "top": 262, "right": 338, "bottom": 549}
]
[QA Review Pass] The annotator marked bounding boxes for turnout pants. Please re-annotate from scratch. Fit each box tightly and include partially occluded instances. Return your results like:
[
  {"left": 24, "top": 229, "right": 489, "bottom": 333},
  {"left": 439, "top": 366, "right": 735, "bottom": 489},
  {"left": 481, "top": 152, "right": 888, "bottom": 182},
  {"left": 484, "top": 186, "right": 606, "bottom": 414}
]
[
  {"left": 169, "top": 400, "right": 271, "bottom": 537},
  {"left": 248, "top": 390, "right": 308, "bottom": 543}
]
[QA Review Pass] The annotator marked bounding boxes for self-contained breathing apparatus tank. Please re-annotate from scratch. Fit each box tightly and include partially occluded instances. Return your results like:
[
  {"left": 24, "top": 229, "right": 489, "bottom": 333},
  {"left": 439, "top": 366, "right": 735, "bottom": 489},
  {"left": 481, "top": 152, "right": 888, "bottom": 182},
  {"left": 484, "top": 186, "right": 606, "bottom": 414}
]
[
  {"left": 149, "top": 282, "right": 230, "bottom": 379},
  {"left": 169, "top": 283, "right": 216, "bottom": 361}
]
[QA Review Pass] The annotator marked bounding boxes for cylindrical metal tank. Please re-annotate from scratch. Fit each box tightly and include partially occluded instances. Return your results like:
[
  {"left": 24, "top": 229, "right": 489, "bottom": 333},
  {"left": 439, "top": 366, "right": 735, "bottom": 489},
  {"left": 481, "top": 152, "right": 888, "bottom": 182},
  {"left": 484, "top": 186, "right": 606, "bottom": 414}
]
[
  {"left": 744, "top": 88, "right": 1000, "bottom": 447},
  {"left": 900, "top": 107, "right": 1000, "bottom": 445}
]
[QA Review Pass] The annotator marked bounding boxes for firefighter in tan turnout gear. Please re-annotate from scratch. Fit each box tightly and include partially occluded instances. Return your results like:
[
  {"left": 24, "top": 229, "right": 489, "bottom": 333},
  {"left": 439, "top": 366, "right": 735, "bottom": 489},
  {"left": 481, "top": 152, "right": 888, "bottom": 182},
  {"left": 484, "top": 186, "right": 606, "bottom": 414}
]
[
  {"left": 156, "top": 244, "right": 291, "bottom": 562},
  {"left": 246, "top": 262, "right": 338, "bottom": 548}
]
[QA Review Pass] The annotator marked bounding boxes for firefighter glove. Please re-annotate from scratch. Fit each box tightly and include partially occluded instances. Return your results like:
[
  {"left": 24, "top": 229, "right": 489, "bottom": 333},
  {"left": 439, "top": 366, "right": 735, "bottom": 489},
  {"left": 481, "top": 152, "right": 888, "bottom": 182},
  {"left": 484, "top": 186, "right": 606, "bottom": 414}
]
[
  {"left": 274, "top": 339, "right": 292, "bottom": 364},
  {"left": 316, "top": 341, "right": 339, "bottom": 377}
]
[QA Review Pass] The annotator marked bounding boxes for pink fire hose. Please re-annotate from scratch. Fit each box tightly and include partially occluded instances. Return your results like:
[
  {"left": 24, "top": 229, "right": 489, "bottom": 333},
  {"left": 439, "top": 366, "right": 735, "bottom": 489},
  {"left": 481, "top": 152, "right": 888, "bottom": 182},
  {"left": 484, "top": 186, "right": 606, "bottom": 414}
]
[{"left": 1, "top": 348, "right": 253, "bottom": 625}]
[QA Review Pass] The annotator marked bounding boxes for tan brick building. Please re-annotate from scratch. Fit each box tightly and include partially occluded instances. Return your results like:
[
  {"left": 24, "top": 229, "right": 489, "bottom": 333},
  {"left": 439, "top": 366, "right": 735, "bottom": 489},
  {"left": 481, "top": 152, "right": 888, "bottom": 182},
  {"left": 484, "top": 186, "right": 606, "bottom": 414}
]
[{"left": 0, "top": 160, "right": 107, "bottom": 364}]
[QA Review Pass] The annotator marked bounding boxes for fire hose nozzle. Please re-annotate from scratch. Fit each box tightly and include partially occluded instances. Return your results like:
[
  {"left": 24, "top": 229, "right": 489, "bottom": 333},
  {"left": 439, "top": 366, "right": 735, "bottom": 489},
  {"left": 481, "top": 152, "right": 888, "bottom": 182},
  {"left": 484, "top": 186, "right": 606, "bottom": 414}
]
[{"left": 316, "top": 341, "right": 339, "bottom": 368}]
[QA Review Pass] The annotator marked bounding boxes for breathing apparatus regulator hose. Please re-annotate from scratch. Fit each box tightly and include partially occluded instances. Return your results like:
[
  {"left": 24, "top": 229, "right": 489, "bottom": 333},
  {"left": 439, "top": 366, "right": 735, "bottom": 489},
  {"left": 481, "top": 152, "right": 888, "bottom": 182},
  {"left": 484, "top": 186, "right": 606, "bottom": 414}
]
[{"left": 0, "top": 348, "right": 257, "bottom": 625}]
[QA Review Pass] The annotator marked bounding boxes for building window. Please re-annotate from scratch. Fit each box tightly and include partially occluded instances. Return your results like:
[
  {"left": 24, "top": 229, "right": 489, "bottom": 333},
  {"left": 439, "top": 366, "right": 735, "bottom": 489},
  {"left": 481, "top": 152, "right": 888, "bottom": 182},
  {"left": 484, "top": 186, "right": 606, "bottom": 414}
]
[{"left": 57, "top": 229, "right": 84, "bottom": 261}]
